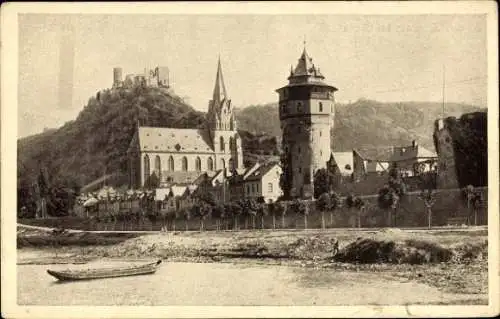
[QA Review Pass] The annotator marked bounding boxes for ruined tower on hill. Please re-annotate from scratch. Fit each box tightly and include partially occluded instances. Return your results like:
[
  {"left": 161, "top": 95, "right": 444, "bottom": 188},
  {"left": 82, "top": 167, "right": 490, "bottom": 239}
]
[{"left": 276, "top": 45, "right": 338, "bottom": 199}]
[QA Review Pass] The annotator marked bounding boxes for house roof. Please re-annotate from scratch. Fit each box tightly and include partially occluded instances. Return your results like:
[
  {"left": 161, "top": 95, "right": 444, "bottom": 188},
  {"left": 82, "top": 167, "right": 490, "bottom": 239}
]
[
  {"left": 136, "top": 126, "right": 213, "bottom": 153},
  {"left": 245, "top": 162, "right": 280, "bottom": 181},
  {"left": 331, "top": 152, "right": 354, "bottom": 176},
  {"left": 354, "top": 147, "right": 394, "bottom": 162},
  {"left": 389, "top": 145, "right": 437, "bottom": 162},
  {"left": 161, "top": 171, "right": 205, "bottom": 185},
  {"left": 169, "top": 185, "right": 186, "bottom": 197},
  {"left": 155, "top": 187, "right": 171, "bottom": 201}
]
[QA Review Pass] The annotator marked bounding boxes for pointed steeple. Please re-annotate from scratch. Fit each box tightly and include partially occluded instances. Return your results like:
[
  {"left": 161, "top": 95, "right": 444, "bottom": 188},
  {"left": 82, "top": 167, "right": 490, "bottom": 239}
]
[{"left": 212, "top": 56, "right": 228, "bottom": 103}]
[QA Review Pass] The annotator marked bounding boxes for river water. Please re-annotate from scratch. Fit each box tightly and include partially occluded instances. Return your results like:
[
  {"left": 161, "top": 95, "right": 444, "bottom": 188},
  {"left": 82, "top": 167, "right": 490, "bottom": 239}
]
[{"left": 17, "top": 260, "right": 484, "bottom": 306}]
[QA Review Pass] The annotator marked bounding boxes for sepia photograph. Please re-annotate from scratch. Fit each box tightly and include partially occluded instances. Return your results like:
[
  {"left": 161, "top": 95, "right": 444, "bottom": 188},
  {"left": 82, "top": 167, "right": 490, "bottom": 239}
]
[{"left": 1, "top": 1, "right": 499, "bottom": 318}]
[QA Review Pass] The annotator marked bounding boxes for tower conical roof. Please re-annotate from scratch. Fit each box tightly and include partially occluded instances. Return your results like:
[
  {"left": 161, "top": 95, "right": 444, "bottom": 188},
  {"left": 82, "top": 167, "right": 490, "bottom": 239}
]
[
  {"left": 212, "top": 57, "right": 228, "bottom": 103},
  {"left": 293, "top": 47, "right": 314, "bottom": 76},
  {"left": 289, "top": 45, "right": 325, "bottom": 82}
]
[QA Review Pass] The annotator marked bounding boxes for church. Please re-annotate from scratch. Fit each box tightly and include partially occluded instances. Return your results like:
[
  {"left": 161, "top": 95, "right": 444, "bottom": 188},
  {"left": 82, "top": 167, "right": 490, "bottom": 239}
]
[{"left": 127, "top": 58, "right": 244, "bottom": 189}]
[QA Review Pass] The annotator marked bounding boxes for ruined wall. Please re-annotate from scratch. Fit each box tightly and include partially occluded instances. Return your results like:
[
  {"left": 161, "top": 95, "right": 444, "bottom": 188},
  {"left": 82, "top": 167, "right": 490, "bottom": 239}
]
[{"left": 434, "top": 111, "right": 487, "bottom": 189}]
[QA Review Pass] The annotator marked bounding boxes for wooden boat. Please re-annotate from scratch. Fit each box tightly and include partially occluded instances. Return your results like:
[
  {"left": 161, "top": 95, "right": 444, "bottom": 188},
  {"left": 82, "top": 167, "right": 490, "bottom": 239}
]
[{"left": 47, "top": 259, "right": 162, "bottom": 281}]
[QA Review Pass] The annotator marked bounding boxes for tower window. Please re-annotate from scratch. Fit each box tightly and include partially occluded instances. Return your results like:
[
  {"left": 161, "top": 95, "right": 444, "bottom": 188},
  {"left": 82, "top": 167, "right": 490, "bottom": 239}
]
[
  {"left": 319, "top": 102, "right": 323, "bottom": 112},
  {"left": 281, "top": 104, "right": 287, "bottom": 114},
  {"left": 220, "top": 136, "right": 225, "bottom": 152},
  {"left": 297, "top": 102, "right": 303, "bottom": 113}
]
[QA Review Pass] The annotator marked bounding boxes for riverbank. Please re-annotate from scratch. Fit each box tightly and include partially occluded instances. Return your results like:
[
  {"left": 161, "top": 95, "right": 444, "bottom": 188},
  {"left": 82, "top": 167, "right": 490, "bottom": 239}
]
[{"left": 17, "top": 225, "right": 488, "bottom": 302}]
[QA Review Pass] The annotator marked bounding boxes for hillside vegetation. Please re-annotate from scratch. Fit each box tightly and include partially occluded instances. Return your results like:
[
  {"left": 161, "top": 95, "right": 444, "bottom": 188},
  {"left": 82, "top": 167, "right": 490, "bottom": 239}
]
[{"left": 235, "top": 99, "right": 483, "bottom": 151}]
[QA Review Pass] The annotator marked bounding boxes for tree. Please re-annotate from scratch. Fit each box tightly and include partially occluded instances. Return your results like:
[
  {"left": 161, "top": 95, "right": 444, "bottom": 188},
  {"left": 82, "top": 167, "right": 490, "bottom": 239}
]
[
  {"left": 227, "top": 201, "right": 242, "bottom": 230},
  {"left": 313, "top": 168, "right": 336, "bottom": 199},
  {"left": 199, "top": 202, "right": 212, "bottom": 232},
  {"left": 316, "top": 193, "right": 331, "bottom": 230},
  {"left": 182, "top": 207, "right": 191, "bottom": 231},
  {"left": 267, "top": 200, "right": 277, "bottom": 229},
  {"left": 329, "top": 192, "right": 340, "bottom": 226},
  {"left": 378, "top": 163, "right": 407, "bottom": 227},
  {"left": 256, "top": 196, "right": 268, "bottom": 229},
  {"left": 144, "top": 172, "right": 160, "bottom": 190},
  {"left": 290, "top": 198, "right": 309, "bottom": 229},
  {"left": 463, "top": 185, "right": 482, "bottom": 226},
  {"left": 274, "top": 200, "right": 287, "bottom": 229},
  {"left": 279, "top": 149, "right": 293, "bottom": 200},
  {"left": 222, "top": 203, "right": 234, "bottom": 230},
  {"left": 193, "top": 192, "right": 215, "bottom": 231},
  {"left": 418, "top": 189, "right": 436, "bottom": 229},
  {"left": 211, "top": 204, "right": 225, "bottom": 231},
  {"left": 353, "top": 197, "right": 365, "bottom": 228}
]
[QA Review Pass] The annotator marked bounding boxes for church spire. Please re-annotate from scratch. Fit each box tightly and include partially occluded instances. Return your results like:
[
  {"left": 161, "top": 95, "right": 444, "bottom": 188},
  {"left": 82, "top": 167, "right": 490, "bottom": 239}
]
[{"left": 212, "top": 56, "right": 228, "bottom": 103}]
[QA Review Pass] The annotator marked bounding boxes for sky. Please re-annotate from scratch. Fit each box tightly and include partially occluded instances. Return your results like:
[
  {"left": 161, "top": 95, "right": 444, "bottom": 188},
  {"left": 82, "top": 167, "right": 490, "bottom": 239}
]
[{"left": 18, "top": 14, "right": 487, "bottom": 138}]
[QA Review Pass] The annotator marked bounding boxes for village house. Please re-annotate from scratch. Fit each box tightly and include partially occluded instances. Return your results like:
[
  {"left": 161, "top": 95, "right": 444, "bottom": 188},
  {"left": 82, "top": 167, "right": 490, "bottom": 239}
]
[
  {"left": 242, "top": 162, "right": 283, "bottom": 203},
  {"left": 353, "top": 140, "right": 437, "bottom": 181}
]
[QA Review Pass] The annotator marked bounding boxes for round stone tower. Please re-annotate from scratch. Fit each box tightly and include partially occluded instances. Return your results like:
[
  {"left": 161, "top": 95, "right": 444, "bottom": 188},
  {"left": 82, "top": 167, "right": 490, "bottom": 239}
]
[{"left": 276, "top": 46, "right": 338, "bottom": 199}]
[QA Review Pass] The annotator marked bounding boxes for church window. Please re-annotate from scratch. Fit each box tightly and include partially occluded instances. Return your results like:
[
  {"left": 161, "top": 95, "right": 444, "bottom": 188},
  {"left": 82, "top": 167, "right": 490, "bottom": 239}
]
[
  {"left": 229, "top": 158, "right": 234, "bottom": 171},
  {"left": 168, "top": 156, "right": 174, "bottom": 171},
  {"left": 268, "top": 183, "right": 273, "bottom": 193},
  {"left": 229, "top": 137, "right": 234, "bottom": 152},
  {"left": 207, "top": 157, "right": 214, "bottom": 171},
  {"left": 319, "top": 102, "right": 323, "bottom": 112},
  {"left": 221, "top": 158, "right": 226, "bottom": 170},
  {"left": 195, "top": 157, "right": 201, "bottom": 171},
  {"left": 182, "top": 157, "right": 188, "bottom": 171},
  {"left": 298, "top": 167, "right": 302, "bottom": 173},
  {"left": 247, "top": 184, "right": 250, "bottom": 194},
  {"left": 220, "top": 136, "right": 225, "bottom": 152},
  {"left": 298, "top": 146, "right": 301, "bottom": 154},
  {"left": 155, "top": 155, "right": 161, "bottom": 180},
  {"left": 256, "top": 183, "right": 259, "bottom": 192},
  {"left": 144, "top": 155, "right": 150, "bottom": 184},
  {"left": 319, "top": 130, "right": 322, "bottom": 137},
  {"left": 297, "top": 102, "right": 303, "bottom": 113}
]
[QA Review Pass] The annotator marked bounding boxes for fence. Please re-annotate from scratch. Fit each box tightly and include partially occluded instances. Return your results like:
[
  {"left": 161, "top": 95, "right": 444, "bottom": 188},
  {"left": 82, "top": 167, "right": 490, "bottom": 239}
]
[{"left": 56, "top": 186, "right": 488, "bottom": 231}]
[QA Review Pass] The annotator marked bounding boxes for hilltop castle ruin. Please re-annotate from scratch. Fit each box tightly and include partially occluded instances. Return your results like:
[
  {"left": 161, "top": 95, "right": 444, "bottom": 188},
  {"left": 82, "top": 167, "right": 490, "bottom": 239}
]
[{"left": 112, "top": 66, "right": 170, "bottom": 89}]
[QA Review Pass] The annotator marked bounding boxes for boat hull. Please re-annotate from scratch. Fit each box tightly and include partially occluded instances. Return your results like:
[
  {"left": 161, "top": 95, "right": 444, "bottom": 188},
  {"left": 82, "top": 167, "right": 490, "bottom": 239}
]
[{"left": 47, "top": 260, "right": 162, "bottom": 281}]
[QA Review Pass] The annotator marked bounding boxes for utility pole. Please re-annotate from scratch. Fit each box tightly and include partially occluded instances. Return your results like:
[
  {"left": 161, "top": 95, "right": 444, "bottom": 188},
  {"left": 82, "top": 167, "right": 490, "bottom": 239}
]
[{"left": 442, "top": 64, "right": 446, "bottom": 118}]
